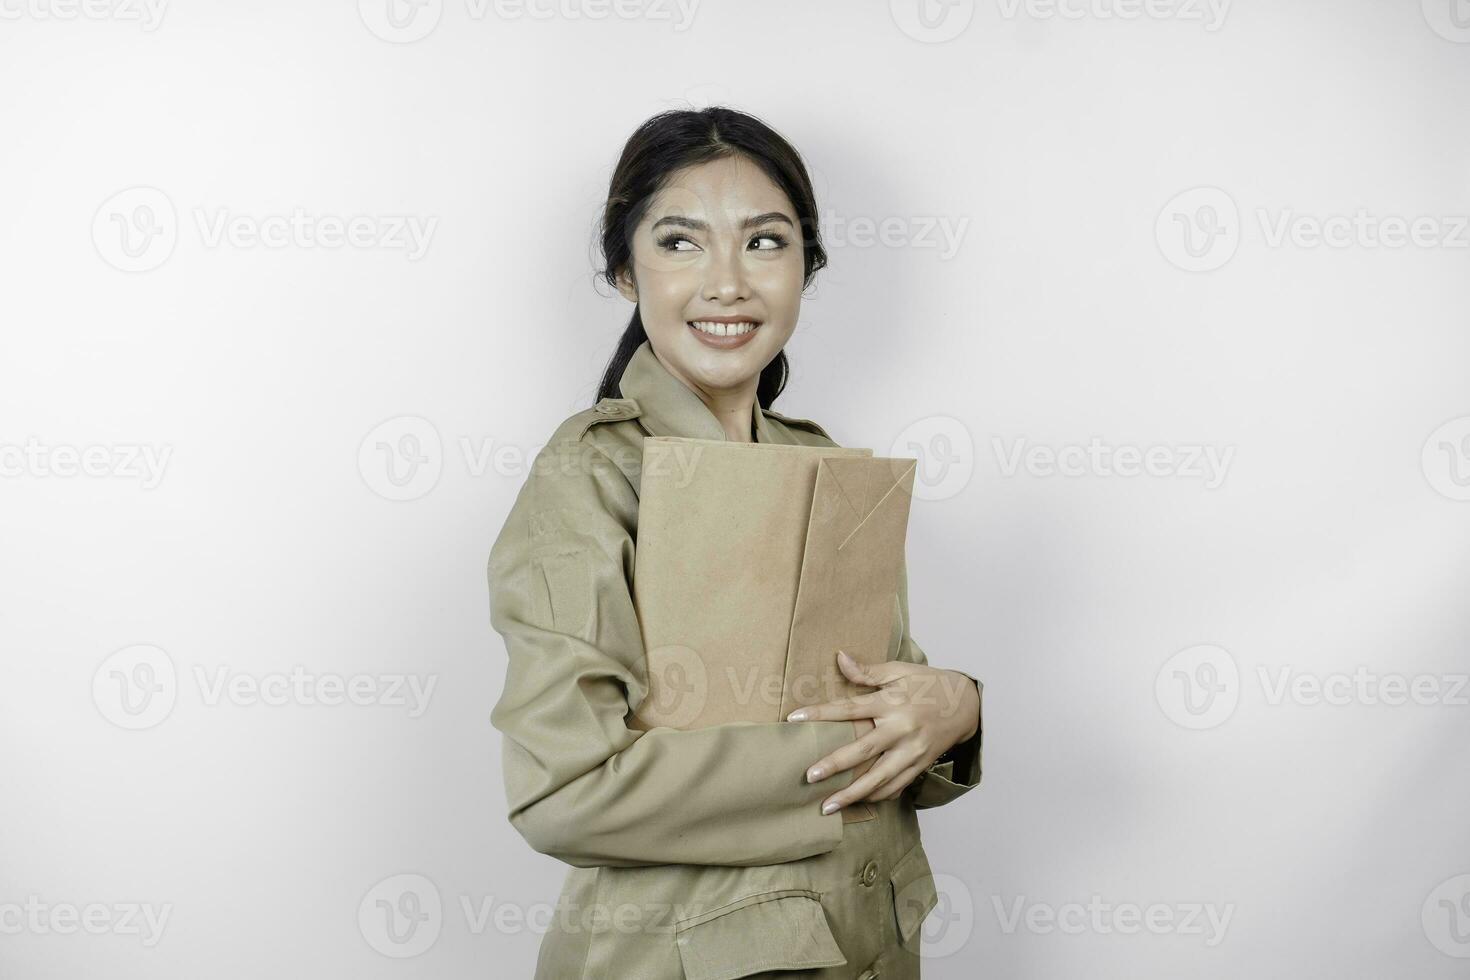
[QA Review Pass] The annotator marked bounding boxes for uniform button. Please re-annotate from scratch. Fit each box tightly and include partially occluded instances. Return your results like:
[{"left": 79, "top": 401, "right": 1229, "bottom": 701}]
[
  {"left": 860, "top": 860, "right": 879, "bottom": 886},
  {"left": 595, "top": 403, "right": 620, "bottom": 415}
]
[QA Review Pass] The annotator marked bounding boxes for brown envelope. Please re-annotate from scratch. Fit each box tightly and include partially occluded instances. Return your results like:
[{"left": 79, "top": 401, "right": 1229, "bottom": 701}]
[
  {"left": 627, "top": 437, "right": 917, "bottom": 737},
  {"left": 779, "top": 454, "right": 919, "bottom": 720},
  {"left": 779, "top": 454, "right": 918, "bottom": 826},
  {"left": 627, "top": 437, "right": 872, "bottom": 732}
]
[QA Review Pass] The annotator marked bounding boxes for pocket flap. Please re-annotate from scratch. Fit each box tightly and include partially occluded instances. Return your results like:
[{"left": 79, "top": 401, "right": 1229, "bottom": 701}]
[
  {"left": 889, "top": 842, "right": 939, "bottom": 948},
  {"left": 674, "top": 889, "right": 847, "bottom": 980}
]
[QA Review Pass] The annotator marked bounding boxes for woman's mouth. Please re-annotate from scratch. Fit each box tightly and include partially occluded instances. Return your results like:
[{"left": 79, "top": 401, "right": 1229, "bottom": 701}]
[{"left": 687, "top": 319, "right": 762, "bottom": 349}]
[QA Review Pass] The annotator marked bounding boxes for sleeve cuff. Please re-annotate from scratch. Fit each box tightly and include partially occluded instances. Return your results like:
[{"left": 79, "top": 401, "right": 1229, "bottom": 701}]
[
  {"left": 906, "top": 671, "right": 983, "bottom": 810},
  {"left": 791, "top": 720, "right": 858, "bottom": 850}
]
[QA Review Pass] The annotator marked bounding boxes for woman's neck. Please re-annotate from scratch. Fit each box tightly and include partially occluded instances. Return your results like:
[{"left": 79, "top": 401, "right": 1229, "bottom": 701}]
[
  {"left": 700, "top": 391, "right": 756, "bottom": 443},
  {"left": 650, "top": 347, "right": 760, "bottom": 443}
]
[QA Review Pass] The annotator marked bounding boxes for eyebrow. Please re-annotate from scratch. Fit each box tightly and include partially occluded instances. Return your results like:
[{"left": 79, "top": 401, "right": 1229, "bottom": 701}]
[{"left": 650, "top": 211, "right": 795, "bottom": 232}]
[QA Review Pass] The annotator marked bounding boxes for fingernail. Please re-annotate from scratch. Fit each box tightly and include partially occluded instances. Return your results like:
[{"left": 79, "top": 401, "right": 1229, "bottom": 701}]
[
  {"left": 807, "top": 766, "right": 824, "bottom": 782},
  {"left": 787, "top": 709, "right": 808, "bottom": 721},
  {"left": 822, "top": 801, "right": 838, "bottom": 815}
]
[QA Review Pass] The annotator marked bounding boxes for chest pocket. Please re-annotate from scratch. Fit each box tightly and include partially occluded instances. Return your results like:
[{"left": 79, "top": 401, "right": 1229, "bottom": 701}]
[{"left": 674, "top": 889, "right": 846, "bottom": 980}]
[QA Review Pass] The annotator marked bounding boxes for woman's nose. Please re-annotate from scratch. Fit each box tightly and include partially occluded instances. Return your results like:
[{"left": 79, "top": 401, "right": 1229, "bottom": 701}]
[{"left": 702, "top": 245, "right": 750, "bottom": 303}]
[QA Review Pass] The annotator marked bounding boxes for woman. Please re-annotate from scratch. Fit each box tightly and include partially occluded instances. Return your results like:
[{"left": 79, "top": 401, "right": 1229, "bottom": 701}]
[{"left": 487, "top": 107, "right": 984, "bottom": 979}]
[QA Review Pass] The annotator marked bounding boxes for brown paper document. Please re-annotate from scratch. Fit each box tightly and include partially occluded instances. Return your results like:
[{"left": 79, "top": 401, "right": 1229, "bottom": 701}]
[
  {"left": 779, "top": 454, "right": 918, "bottom": 719},
  {"left": 628, "top": 436, "right": 917, "bottom": 735}
]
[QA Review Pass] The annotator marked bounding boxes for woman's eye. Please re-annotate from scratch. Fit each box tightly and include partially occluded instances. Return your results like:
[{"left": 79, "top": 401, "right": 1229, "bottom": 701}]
[{"left": 654, "top": 232, "right": 788, "bottom": 252}]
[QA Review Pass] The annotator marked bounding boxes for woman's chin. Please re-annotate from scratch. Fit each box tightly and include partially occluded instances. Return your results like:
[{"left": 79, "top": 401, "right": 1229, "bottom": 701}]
[{"left": 681, "top": 339, "right": 776, "bottom": 387}]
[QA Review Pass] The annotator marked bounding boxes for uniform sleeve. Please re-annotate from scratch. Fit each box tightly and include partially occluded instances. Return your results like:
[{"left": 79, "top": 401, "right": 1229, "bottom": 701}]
[
  {"left": 487, "top": 437, "right": 857, "bottom": 869},
  {"left": 891, "top": 554, "right": 984, "bottom": 810}
]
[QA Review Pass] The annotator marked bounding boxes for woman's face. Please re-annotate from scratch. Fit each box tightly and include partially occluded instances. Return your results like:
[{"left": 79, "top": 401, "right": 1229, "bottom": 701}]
[{"left": 615, "top": 154, "right": 805, "bottom": 396}]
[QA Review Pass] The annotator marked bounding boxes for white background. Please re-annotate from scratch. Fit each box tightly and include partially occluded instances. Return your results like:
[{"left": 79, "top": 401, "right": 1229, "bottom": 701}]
[{"left": 2, "top": 1, "right": 1468, "bottom": 977}]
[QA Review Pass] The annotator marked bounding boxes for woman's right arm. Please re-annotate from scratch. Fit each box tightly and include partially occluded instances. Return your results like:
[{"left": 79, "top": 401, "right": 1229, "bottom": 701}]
[{"left": 487, "top": 436, "right": 857, "bottom": 869}]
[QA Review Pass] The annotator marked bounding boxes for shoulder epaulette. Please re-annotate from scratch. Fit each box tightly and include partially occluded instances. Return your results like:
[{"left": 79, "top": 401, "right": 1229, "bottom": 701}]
[{"left": 573, "top": 397, "right": 643, "bottom": 440}]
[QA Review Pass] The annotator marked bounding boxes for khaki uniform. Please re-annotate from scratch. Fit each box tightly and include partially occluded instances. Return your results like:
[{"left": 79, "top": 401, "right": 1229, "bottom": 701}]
[{"left": 488, "top": 339, "right": 983, "bottom": 979}]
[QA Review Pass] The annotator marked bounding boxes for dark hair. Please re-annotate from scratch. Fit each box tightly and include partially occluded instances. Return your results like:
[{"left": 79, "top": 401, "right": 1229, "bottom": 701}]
[{"left": 593, "top": 106, "right": 828, "bottom": 408}]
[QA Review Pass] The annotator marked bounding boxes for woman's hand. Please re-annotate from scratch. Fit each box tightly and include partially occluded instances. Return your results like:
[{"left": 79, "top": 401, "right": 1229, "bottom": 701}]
[{"left": 788, "top": 650, "right": 980, "bottom": 814}]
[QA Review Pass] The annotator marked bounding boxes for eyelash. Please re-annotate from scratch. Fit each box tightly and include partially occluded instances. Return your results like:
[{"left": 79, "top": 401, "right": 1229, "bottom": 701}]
[{"left": 654, "top": 231, "right": 790, "bottom": 252}]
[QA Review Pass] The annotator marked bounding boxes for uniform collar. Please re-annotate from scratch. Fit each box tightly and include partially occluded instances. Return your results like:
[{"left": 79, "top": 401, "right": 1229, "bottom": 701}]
[{"left": 618, "top": 339, "right": 780, "bottom": 445}]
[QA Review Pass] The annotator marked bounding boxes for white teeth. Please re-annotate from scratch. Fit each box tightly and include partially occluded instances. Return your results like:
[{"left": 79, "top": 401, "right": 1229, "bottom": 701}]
[{"left": 688, "top": 320, "right": 758, "bottom": 337}]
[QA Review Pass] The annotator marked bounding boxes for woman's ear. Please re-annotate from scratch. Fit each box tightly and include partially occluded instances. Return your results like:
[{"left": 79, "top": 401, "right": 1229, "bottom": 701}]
[{"left": 614, "top": 267, "right": 638, "bottom": 304}]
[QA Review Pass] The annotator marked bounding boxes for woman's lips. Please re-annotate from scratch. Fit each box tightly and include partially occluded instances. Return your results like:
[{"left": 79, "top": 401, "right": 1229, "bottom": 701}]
[{"left": 687, "top": 319, "right": 761, "bottom": 350}]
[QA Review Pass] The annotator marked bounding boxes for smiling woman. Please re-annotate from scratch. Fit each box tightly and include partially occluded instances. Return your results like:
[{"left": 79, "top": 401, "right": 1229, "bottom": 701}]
[
  {"left": 592, "top": 109, "right": 829, "bottom": 443},
  {"left": 486, "top": 106, "right": 983, "bottom": 980}
]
